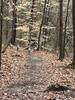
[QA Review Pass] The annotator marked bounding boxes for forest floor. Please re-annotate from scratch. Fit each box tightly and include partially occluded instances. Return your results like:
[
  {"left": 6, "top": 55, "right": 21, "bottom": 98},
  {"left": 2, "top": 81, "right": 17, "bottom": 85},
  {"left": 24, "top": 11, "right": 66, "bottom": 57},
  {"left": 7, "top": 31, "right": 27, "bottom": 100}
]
[{"left": 0, "top": 45, "right": 75, "bottom": 100}]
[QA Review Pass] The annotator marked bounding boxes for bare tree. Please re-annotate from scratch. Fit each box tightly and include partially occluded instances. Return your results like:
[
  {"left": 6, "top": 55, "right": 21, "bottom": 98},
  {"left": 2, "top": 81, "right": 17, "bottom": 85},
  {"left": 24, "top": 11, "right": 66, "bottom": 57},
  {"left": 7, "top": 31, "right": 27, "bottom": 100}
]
[
  {"left": 63, "top": 0, "right": 70, "bottom": 57},
  {"left": 28, "top": 0, "right": 35, "bottom": 49},
  {"left": 0, "top": 0, "right": 3, "bottom": 70},
  {"left": 59, "top": 0, "right": 64, "bottom": 61},
  {"left": 37, "top": 0, "right": 47, "bottom": 50},
  {"left": 11, "top": 0, "right": 17, "bottom": 45},
  {"left": 72, "top": 0, "right": 75, "bottom": 65}
]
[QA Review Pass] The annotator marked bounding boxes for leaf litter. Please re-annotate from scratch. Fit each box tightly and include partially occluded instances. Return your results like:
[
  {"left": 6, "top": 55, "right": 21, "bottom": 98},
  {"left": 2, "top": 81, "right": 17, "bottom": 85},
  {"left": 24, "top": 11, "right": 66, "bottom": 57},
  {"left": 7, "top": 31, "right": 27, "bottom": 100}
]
[{"left": 0, "top": 45, "right": 75, "bottom": 100}]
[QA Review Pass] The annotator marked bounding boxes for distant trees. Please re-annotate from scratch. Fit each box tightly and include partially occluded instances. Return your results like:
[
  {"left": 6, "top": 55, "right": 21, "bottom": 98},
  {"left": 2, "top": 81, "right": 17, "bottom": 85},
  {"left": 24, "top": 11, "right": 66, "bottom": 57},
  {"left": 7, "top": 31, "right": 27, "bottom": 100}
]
[{"left": 0, "top": 0, "right": 75, "bottom": 70}]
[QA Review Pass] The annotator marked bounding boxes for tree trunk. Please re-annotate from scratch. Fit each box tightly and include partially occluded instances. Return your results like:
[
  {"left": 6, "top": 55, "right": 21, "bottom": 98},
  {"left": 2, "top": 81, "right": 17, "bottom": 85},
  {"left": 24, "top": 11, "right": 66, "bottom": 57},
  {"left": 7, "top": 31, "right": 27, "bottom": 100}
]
[
  {"left": 59, "top": 0, "right": 64, "bottom": 61},
  {"left": 37, "top": 0, "right": 47, "bottom": 50},
  {"left": 28, "top": 0, "right": 35, "bottom": 48},
  {"left": 72, "top": 0, "right": 75, "bottom": 65},
  {"left": 63, "top": 0, "right": 70, "bottom": 57},
  {"left": 11, "top": 0, "right": 17, "bottom": 45},
  {"left": 0, "top": 0, "right": 3, "bottom": 70}
]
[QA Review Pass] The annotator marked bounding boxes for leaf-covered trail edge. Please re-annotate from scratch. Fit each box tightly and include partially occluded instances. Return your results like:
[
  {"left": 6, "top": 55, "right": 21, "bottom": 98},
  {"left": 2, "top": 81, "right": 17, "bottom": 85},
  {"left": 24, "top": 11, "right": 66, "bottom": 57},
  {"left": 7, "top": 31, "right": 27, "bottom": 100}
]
[{"left": 0, "top": 46, "right": 75, "bottom": 100}]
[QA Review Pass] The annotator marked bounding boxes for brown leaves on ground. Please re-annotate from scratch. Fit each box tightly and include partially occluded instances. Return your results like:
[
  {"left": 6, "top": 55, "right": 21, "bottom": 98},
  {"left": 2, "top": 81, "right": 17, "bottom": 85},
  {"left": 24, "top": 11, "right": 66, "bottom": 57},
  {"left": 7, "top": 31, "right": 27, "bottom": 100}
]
[{"left": 0, "top": 45, "right": 75, "bottom": 100}]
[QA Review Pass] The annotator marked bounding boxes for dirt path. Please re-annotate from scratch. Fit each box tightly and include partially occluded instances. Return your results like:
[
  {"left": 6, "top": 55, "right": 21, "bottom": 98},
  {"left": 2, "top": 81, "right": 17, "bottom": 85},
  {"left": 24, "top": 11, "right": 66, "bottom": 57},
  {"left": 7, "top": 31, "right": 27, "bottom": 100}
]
[{"left": 1, "top": 47, "right": 75, "bottom": 100}]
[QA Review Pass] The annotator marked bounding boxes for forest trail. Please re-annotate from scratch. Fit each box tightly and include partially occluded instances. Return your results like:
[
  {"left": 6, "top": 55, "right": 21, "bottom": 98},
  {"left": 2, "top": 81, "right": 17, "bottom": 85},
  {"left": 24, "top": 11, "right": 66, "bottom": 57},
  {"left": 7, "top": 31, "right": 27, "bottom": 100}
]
[{"left": 1, "top": 46, "right": 75, "bottom": 100}]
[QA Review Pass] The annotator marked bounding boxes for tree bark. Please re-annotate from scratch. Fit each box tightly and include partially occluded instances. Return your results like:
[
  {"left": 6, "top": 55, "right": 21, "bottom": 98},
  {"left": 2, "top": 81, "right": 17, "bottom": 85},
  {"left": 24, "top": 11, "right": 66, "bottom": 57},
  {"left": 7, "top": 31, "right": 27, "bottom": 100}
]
[
  {"left": 59, "top": 0, "right": 64, "bottom": 61},
  {"left": 72, "top": 0, "right": 75, "bottom": 65},
  {"left": 0, "top": 0, "right": 3, "bottom": 70},
  {"left": 37, "top": 0, "right": 47, "bottom": 50},
  {"left": 63, "top": 0, "right": 70, "bottom": 57},
  {"left": 28, "top": 0, "right": 35, "bottom": 48},
  {"left": 11, "top": 0, "right": 17, "bottom": 45}
]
